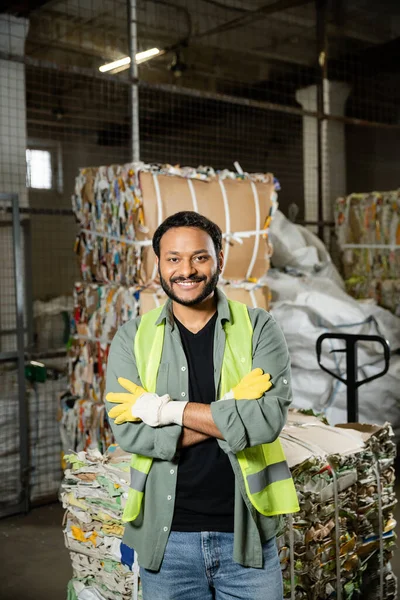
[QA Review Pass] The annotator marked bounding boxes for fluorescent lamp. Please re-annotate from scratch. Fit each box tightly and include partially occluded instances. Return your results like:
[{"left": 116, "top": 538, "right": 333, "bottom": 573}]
[
  {"left": 99, "top": 56, "right": 130, "bottom": 72},
  {"left": 99, "top": 48, "right": 160, "bottom": 73},
  {"left": 136, "top": 47, "right": 161, "bottom": 63}
]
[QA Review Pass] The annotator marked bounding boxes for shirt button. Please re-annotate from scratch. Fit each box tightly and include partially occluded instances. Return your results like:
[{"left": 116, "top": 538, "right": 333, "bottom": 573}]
[
  {"left": 181, "top": 366, "right": 186, "bottom": 372},
  {"left": 170, "top": 469, "right": 175, "bottom": 475},
  {"left": 283, "top": 379, "right": 288, "bottom": 385},
  {"left": 167, "top": 495, "right": 172, "bottom": 501},
  {"left": 163, "top": 526, "right": 168, "bottom": 532},
  {"left": 181, "top": 392, "right": 186, "bottom": 397},
  {"left": 240, "top": 357, "right": 246, "bottom": 363}
]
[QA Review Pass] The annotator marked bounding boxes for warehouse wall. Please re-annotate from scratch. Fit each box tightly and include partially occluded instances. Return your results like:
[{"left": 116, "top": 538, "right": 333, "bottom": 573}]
[
  {"left": 346, "top": 125, "right": 400, "bottom": 194},
  {"left": 28, "top": 142, "right": 131, "bottom": 301}
]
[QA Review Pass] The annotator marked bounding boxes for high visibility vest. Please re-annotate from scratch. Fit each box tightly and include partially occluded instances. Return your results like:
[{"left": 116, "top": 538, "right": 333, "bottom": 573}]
[{"left": 122, "top": 299, "right": 299, "bottom": 523}]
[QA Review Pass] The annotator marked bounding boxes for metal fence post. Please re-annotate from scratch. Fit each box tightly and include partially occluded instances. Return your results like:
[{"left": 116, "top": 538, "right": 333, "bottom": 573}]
[
  {"left": 11, "top": 194, "right": 30, "bottom": 514},
  {"left": 128, "top": 0, "right": 140, "bottom": 162}
]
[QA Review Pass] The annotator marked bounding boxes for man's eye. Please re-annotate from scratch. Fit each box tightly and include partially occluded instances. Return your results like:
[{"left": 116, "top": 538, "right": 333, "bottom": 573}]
[
  {"left": 168, "top": 258, "right": 179, "bottom": 263},
  {"left": 195, "top": 256, "right": 208, "bottom": 262}
]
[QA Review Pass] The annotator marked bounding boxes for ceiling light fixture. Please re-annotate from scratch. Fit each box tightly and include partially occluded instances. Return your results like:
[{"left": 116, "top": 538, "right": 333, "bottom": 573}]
[
  {"left": 136, "top": 47, "right": 161, "bottom": 63},
  {"left": 99, "top": 48, "right": 161, "bottom": 73}
]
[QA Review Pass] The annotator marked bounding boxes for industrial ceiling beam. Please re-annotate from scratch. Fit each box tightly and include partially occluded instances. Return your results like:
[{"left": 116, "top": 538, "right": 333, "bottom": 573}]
[
  {"left": 195, "top": 0, "right": 316, "bottom": 39},
  {"left": 197, "top": 0, "right": 393, "bottom": 45},
  {"left": 0, "top": 0, "right": 54, "bottom": 17}
]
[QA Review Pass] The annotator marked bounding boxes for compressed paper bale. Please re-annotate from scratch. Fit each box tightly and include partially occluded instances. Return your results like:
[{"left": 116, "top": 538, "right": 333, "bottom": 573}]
[
  {"left": 138, "top": 171, "right": 273, "bottom": 282},
  {"left": 72, "top": 163, "right": 277, "bottom": 286}
]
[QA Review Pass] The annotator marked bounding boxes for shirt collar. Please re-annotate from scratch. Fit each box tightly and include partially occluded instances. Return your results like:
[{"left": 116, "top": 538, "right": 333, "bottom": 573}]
[{"left": 154, "top": 287, "right": 231, "bottom": 330}]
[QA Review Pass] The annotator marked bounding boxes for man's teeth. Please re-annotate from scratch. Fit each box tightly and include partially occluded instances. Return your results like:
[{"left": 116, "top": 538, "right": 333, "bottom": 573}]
[{"left": 176, "top": 281, "right": 199, "bottom": 286}]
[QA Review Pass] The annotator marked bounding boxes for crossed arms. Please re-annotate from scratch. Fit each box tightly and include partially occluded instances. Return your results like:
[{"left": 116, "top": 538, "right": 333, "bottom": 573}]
[{"left": 104, "top": 312, "right": 292, "bottom": 460}]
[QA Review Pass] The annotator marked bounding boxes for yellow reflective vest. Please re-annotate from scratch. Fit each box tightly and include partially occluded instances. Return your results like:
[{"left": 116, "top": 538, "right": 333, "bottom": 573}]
[{"left": 122, "top": 299, "right": 299, "bottom": 523}]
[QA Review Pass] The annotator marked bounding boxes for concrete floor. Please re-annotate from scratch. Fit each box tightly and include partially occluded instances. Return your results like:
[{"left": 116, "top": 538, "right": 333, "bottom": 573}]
[
  {"left": 0, "top": 496, "right": 399, "bottom": 600},
  {"left": 0, "top": 502, "right": 71, "bottom": 600}
]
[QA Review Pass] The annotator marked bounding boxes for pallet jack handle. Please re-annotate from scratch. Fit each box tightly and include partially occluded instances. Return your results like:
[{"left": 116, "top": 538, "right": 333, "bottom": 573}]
[{"left": 316, "top": 333, "right": 390, "bottom": 423}]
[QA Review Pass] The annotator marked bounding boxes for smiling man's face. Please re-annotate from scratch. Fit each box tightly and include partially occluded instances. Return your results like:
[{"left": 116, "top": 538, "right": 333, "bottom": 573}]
[{"left": 157, "top": 226, "right": 223, "bottom": 307}]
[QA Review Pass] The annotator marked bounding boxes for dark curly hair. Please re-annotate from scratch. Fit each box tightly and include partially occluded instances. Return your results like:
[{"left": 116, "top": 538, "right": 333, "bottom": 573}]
[{"left": 152, "top": 211, "right": 223, "bottom": 258}]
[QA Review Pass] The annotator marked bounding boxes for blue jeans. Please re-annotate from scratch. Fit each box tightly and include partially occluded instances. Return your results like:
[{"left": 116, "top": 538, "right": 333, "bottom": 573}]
[{"left": 140, "top": 531, "right": 283, "bottom": 600}]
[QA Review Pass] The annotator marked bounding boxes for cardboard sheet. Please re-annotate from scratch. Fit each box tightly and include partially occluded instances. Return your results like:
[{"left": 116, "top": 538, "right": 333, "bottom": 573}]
[{"left": 139, "top": 172, "right": 273, "bottom": 282}]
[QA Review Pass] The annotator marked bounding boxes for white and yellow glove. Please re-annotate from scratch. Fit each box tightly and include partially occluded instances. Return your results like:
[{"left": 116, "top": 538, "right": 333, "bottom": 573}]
[
  {"left": 106, "top": 376, "right": 188, "bottom": 427},
  {"left": 132, "top": 392, "right": 188, "bottom": 427},
  {"left": 106, "top": 378, "right": 146, "bottom": 424},
  {"left": 220, "top": 368, "right": 272, "bottom": 401}
]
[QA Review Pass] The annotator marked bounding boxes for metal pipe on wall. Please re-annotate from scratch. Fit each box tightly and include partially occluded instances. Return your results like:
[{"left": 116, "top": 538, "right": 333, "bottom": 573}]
[
  {"left": 128, "top": 0, "right": 140, "bottom": 162},
  {"left": 316, "top": 0, "right": 328, "bottom": 240}
]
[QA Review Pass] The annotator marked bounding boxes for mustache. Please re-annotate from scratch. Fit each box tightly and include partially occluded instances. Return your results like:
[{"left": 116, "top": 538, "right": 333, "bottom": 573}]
[{"left": 170, "top": 275, "right": 206, "bottom": 284}]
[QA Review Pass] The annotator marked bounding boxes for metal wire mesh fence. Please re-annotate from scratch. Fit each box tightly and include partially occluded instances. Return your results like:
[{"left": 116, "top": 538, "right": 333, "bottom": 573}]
[
  {"left": 0, "top": 194, "right": 28, "bottom": 517},
  {"left": 0, "top": 0, "right": 399, "bottom": 515},
  {"left": 0, "top": 200, "right": 78, "bottom": 516}
]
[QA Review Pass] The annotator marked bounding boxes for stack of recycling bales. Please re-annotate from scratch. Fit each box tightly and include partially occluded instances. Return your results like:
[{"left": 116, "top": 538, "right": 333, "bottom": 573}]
[
  {"left": 335, "top": 191, "right": 400, "bottom": 315},
  {"left": 62, "top": 162, "right": 278, "bottom": 599},
  {"left": 61, "top": 411, "right": 397, "bottom": 600}
]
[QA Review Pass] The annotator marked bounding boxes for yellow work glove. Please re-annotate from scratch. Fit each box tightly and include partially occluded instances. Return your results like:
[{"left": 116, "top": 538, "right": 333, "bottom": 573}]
[
  {"left": 106, "top": 377, "right": 146, "bottom": 425},
  {"left": 221, "top": 368, "right": 272, "bottom": 401}
]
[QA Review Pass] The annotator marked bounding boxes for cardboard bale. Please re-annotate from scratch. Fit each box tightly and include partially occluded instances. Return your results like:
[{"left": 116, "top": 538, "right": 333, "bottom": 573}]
[
  {"left": 138, "top": 172, "right": 274, "bottom": 282},
  {"left": 72, "top": 163, "right": 277, "bottom": 286}
]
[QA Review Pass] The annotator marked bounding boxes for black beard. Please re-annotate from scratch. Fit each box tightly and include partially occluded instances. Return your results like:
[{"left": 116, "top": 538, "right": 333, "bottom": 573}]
[{"left": 158, "top": 267, "right": 220, "bottom": 307}]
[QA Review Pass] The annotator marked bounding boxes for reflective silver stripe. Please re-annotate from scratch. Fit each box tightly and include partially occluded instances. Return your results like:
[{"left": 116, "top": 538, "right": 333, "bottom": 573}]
[
  {"left": 247, "top": 461, "right": 291, "bottom": 495},
  {"left": 130, "top": 467, "right": 148, "bottom": 492}
]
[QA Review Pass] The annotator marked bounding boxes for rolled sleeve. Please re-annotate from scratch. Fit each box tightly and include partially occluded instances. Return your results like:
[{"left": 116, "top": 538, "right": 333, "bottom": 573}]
[
  {"left": 211, "top": 399, "right": 247, "bottom": 453},
  {"left": 105, "top": 319, "right": 181, "bottom": 460},
  {"left": 212, "top": 309, "right": 292, "bottom": 453},
  {"left": 153, "top": 426, "right": 182, "bottom": 461}
]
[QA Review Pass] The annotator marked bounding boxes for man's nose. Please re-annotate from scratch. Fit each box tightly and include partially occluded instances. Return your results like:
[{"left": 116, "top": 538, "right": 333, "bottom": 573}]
[{"left": 179, "top": 259, "right": 197, "bottom": 278}]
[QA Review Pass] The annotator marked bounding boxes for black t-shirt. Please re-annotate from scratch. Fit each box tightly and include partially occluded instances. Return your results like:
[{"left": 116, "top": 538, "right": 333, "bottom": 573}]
[{"left": 171, "top": 312, "right": 235, "bottom": 532}]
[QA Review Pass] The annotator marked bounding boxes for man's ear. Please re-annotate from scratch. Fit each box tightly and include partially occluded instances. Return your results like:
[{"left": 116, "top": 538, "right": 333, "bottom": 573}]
[{"left": 218, "top": 250, "right": 224, "bottom": 273}]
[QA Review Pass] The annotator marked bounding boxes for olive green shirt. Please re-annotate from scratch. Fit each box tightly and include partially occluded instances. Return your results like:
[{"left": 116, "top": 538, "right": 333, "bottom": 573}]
[{"left": 105, "top": 289, "right": 292, "bottom": 570}]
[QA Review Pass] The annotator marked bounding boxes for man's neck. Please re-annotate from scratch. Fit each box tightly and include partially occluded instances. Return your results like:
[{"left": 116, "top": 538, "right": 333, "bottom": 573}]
[{"left": 172, "top": 293, "right": 217, "bottom": 334}]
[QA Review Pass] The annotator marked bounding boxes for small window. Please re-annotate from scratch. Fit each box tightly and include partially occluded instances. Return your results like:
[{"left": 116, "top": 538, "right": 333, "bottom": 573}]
[{"left": 26, "top": 149, "right": 53, "bottom": 189}]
